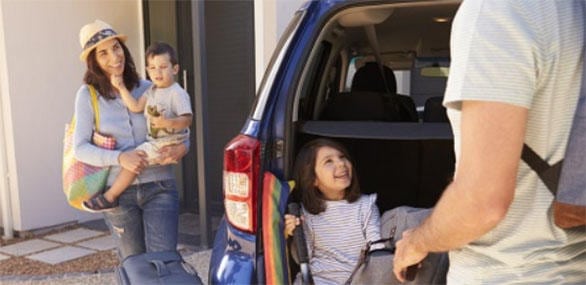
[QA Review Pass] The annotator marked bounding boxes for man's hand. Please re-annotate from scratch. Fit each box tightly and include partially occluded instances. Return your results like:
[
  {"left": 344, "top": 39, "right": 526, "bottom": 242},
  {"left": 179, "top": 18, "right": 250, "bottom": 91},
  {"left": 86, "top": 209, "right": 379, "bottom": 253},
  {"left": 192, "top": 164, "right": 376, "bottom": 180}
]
[{"left": 393, "top": 229, "right": 427, "bottom": 282}]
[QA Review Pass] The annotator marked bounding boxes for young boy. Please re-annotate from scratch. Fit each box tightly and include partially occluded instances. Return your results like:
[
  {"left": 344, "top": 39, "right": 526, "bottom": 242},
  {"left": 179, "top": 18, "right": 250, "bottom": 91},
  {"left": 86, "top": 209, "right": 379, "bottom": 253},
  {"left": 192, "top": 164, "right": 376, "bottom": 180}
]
[{"left": 83, "top": 42, "right": 192, "bottom": 212}]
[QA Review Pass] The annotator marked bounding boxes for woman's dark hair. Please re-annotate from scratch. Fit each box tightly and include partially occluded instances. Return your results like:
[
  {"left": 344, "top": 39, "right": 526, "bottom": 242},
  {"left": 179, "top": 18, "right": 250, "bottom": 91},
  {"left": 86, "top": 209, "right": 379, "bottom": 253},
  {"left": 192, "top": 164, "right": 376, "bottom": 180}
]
[
  {"left": 293, "top": 138, "right": 361, "bottom": 215},
  {"left": 83, "top": 40, "right": 139, "bottom": 99}
]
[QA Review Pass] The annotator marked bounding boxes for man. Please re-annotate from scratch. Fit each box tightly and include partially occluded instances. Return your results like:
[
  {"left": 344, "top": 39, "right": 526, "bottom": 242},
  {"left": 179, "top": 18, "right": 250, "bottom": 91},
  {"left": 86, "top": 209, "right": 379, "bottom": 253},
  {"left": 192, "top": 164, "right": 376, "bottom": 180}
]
[{"left": 393, "top": 1, "right": 585, "bottom": 283}]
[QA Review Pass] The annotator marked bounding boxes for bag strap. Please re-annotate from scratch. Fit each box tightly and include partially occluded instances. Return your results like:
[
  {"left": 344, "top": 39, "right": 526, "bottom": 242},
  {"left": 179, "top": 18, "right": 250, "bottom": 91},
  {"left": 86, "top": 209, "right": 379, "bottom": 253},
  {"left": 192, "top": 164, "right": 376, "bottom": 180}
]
[
  {"left": 345, "top": 237, "right": 395, "bottom": 285},
  {"left": 522, "top": 47, "right": 585, "bottom": 197},
  {"left": 150, "top": 259, "right": 171, "bottom": 277},
  {"left": 521, "top": 144, "right": 561, "bottom": 196},
  {"left": 88, "top": 85, "right": 100, "bottom": 132}
]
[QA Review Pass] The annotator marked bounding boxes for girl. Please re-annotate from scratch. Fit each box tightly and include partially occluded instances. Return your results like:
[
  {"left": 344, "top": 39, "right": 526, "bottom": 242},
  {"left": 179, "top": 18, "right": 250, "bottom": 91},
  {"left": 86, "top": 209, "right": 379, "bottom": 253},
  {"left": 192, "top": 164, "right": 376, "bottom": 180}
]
[{"left": 285, "top": 138, "right": 381, "bottom": 284}]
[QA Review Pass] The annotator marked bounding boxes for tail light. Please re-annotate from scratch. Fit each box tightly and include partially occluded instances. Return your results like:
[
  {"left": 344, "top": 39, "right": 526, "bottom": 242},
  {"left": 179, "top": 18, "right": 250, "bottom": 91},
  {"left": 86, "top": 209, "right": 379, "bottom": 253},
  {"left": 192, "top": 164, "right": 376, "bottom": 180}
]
[{"left": 223, "top": 134, "right": 261, "bottom": 233}]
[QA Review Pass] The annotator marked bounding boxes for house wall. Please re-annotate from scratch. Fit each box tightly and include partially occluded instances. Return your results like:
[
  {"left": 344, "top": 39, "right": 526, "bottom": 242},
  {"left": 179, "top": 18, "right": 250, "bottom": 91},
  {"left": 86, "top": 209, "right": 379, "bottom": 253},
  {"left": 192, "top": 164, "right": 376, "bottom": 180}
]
[
  {"left": 0, "top": 0, "right": 144, "bottom": 232},
  {"left": 0, "top": 0, "right": 303, "bottom": 236},
  {"left": 254, "top": 0, "right": 305, "bottom": 90},
  {"left": 276, "top": 0, "right": 305, "bottom": 36},
  {"left": 0, "top": 0, "right": 11, "bottom": 234}
]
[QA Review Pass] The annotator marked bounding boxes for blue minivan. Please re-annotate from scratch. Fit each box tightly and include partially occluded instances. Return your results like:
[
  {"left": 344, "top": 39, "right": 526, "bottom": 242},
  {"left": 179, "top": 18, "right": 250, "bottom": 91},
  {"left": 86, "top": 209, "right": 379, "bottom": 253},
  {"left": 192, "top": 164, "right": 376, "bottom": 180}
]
[{"left": 210, "top": 0, "right": 461, "bottom": 283}]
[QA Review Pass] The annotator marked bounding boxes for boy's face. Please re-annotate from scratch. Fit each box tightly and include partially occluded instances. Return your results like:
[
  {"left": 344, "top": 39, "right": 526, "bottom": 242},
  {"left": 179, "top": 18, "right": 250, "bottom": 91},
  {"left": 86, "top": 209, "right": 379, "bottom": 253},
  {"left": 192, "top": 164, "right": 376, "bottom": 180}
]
[{"left": 146, "top": 53, "right": 178, "bottom": 88}]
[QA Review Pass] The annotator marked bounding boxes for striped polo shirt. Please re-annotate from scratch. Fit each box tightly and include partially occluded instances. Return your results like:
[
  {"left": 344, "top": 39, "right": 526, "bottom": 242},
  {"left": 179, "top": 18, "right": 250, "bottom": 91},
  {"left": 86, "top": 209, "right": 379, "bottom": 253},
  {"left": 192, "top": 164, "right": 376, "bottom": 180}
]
[{"left": 444, "top": 0, "right": 585, "bottom": 283}]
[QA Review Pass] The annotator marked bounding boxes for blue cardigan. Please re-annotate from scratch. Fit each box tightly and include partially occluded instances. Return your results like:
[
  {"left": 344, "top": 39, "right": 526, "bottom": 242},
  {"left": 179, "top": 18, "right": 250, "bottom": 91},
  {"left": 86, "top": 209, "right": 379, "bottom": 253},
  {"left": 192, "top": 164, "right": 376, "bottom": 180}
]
[{"left": 72, "top": 80, "right": 176, "bottom": 186}]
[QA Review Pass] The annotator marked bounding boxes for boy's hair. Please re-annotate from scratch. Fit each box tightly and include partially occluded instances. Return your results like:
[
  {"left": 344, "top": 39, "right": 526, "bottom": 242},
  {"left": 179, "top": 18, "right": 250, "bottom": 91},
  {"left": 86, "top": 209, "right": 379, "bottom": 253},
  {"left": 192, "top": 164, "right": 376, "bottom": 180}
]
[
  {"left": 293, "top": 138, "right": 361, "bottom": 215},
  {"left": 145, "top": 41, "right": 178, "bottom": 65},
  {"left": 84, "top": 39, "right": 139, "bottom": 99}
]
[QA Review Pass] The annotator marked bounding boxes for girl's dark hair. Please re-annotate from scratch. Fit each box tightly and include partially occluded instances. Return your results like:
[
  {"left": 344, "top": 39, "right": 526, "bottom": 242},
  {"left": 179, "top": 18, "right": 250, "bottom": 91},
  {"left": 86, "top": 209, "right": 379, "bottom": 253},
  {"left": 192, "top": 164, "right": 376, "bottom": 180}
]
[
  {"left": 293, "top": 138, "right": 361, "bottom": 215},
  {"left": 145, "top": 41, "right": 178, "bottom": 65},
  {"left": 83, "top": 40, "right": 140, "bottom": 99}
]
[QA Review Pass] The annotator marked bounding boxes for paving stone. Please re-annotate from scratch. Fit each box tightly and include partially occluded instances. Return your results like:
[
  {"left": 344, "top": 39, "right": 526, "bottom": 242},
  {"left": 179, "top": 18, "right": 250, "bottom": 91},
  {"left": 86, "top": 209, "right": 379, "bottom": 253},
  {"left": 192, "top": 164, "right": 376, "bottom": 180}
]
[
  {"left": 76, "top": 235, "right": 116, "bottom": 251},
  {"left": 44, "top": 228, "right": 104, "bottom": 243},
  {"left": 0, "top": 239, "right": 60, "bottom": 256},
  {"left": 26, "top": 246, "right": 96, "bottom": 265},
  {"left": 0, "top": 252, "right": 9, "bottom": 261}
]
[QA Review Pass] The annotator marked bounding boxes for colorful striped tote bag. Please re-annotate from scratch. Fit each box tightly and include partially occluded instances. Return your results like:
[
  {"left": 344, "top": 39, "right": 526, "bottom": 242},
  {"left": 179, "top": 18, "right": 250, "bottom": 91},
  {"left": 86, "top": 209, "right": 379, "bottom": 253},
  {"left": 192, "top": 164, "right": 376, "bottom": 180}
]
[{"left": 62, "top": 85, "right": 116, "bottom": 211}]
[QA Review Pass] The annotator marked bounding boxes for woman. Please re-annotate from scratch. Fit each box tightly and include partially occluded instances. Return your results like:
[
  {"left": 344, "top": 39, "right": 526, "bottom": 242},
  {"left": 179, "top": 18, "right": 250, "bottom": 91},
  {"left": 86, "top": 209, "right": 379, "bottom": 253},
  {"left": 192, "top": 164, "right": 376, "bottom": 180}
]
[{"left": 73, "top": 20, "right": 187, "bottom": 259}]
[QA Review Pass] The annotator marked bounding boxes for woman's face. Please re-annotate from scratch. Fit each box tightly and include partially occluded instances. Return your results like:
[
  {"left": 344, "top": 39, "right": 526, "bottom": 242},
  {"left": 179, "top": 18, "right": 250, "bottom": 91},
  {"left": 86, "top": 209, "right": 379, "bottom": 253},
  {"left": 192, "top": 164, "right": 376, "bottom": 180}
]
[
  {"left": 313, "top": 146, "right": 352, "bottom": 200},
  {"left": 94, "top": 38, "right": 125, "bottom": 77}
]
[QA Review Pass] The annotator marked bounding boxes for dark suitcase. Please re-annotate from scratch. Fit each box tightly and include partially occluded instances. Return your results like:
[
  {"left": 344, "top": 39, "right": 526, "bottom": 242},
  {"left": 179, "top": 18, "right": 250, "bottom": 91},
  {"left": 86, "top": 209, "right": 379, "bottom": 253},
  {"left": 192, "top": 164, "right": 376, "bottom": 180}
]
[{"left": 117, "top": 250, "right": 203, "bottom": 285}]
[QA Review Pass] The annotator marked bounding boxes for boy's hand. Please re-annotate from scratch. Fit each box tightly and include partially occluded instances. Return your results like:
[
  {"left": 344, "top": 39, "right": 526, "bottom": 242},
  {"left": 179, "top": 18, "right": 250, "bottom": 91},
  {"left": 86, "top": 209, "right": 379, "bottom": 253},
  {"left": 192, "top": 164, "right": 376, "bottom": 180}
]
[
  {"left": 110, "top": 74, "right": 127, "bottom": 92},
  {"left": 284, "top": 214, "right": 301, "bottom": 237},
  {"left": 150, "top": 112, "right": 170, "bottom": 129}
]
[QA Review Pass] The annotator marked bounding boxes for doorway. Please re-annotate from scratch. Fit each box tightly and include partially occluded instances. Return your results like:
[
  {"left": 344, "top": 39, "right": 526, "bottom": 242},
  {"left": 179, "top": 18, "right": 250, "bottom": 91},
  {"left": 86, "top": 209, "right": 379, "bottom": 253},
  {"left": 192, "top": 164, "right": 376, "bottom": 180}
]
[
  {"left": 142, "top": 0, "right": 199, "bottom": 213},
  {"left": 142, "top": 0, "right": 256, "bottom": 247}
]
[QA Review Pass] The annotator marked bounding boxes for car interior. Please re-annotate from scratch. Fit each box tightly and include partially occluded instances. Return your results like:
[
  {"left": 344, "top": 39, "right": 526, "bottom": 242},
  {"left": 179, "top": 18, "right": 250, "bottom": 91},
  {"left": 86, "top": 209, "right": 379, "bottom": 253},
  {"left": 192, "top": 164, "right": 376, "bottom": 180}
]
[{"left": 291, "top": 1, "right": 460, "bottom": 214}]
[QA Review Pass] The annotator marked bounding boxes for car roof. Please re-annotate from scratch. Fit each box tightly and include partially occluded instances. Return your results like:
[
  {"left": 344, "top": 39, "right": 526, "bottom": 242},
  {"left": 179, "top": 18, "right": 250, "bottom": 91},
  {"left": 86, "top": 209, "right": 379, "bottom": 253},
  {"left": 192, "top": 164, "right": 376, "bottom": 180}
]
[{"left": 305, "top": 0, "right": 461, "bottom": 69}]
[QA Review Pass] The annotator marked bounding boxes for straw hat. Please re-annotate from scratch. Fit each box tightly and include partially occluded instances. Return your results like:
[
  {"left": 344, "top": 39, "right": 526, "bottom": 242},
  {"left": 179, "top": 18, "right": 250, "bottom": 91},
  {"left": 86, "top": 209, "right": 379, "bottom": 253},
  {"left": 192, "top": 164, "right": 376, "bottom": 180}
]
[{"left": 79, "top": 20, "right": 127, "bottom": 62}]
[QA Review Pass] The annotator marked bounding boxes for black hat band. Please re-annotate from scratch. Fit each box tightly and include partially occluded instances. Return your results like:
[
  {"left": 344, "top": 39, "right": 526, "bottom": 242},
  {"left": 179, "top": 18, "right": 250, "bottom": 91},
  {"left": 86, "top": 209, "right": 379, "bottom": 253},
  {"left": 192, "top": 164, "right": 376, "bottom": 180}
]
[{"left": 83, "top": 29, "right": 118, "bottom": 50}]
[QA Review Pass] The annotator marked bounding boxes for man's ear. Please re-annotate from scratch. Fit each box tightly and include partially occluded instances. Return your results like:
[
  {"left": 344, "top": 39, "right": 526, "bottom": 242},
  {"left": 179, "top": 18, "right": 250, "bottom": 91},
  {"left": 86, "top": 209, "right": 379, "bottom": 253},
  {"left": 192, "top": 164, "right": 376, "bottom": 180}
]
[{"left": 173, "top": 64, "right": 179, "bottom": 75}]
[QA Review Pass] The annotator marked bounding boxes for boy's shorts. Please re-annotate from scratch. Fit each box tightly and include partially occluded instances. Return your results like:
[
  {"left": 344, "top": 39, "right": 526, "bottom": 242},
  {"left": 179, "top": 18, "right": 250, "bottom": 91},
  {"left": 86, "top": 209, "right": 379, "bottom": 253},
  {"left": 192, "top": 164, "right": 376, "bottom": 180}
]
[{"left": 136, "top": 133, "right": 189, "bottom": 165}]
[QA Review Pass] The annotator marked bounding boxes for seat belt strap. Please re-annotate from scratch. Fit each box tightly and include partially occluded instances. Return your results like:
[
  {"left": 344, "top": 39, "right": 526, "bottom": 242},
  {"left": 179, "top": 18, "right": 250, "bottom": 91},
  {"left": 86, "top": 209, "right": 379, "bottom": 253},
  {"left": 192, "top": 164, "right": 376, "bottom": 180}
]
[{"left": 364, "top": 25, "right": 392, "bottom": 94}]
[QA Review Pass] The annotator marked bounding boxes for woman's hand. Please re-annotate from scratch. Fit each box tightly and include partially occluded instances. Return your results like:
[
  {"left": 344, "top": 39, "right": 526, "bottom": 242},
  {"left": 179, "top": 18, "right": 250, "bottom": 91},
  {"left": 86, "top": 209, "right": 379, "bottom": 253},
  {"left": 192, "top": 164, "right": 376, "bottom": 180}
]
[
  {"left": 156, "top": 143, "right": 187, "bottom": 165},
  {"left": 118, "top": 150, "right": 148, "bottom": 174},
  {"left": 284, "top": 214, "right": 301, "bottom": 237}
]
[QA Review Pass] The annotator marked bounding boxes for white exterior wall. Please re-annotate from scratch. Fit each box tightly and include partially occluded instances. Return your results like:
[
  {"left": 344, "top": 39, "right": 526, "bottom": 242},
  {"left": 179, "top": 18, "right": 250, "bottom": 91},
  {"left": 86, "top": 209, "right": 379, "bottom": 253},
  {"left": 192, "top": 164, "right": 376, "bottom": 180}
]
[
  {"left": 254, "top": 0, "right": 305, "bottom": 90},
  {"left": 0, "top": 0, "right": 144, "bottom": 233},
  {"left": 0, "top": 0, "right": 299, "bottom": 236}
]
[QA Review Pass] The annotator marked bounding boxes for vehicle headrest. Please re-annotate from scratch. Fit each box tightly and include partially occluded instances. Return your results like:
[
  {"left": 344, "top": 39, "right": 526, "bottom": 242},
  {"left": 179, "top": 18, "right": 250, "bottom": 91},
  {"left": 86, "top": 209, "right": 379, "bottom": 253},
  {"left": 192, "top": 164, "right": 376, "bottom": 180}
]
[{"left": 351, "top": 62, "right": 397, "bottom": 94}]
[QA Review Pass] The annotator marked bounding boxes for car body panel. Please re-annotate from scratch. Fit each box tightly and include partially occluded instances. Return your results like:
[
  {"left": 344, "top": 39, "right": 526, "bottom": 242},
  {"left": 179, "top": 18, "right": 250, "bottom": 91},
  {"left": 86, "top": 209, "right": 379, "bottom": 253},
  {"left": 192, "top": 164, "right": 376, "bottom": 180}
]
[{"left": 210, "top": 0, "right": 458, "bottom": 283}]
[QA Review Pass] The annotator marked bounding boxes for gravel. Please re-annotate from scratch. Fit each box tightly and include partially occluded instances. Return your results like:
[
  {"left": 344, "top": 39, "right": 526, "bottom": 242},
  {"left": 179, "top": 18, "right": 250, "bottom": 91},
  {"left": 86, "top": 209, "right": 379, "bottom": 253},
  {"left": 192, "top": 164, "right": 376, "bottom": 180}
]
[
  {"left": 0, "top": 223, "right": 212, "bottom": 284},
  {"left": 0, "top": 250, "right": 119, "bottom": 276},
  {"left": 0, "top": 250, "right": 212, "bottom": 284}
]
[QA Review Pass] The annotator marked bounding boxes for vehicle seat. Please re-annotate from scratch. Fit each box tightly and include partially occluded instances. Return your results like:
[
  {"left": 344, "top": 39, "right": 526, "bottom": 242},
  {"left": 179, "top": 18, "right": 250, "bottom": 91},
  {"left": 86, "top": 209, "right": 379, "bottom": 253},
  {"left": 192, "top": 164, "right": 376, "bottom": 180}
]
[
  {"left": 352, "top": 62, "right": 418, "bottom": 122},
  {"left": 422, "top": 96, "right": 449, "bottom": 122},
  {"left": 321, "top": 91, "right": 389, "bottom": 121},
  {"left": 321, "top": 62, "right": 418, "bottom": 122},
  {"left": 419, "top": 97, "right": 453, "bottom": 207},
  {"left": 351, "top": 62, "right": 397, "bottom": 94}
]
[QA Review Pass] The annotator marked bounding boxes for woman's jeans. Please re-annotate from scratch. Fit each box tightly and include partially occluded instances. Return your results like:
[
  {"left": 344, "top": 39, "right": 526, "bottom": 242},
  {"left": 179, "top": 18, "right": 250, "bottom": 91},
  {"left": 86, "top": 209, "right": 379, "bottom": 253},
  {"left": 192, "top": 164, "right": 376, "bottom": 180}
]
[{"left": 103, "top": 179, "right": 179, "bottom": 260}]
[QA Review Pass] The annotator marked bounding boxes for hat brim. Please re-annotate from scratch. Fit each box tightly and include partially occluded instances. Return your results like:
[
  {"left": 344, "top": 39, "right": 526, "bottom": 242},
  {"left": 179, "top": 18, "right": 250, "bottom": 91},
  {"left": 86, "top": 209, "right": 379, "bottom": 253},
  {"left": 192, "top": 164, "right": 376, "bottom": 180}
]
[{"left": 79, "top": 34, "right": 127, "bottom": 62}]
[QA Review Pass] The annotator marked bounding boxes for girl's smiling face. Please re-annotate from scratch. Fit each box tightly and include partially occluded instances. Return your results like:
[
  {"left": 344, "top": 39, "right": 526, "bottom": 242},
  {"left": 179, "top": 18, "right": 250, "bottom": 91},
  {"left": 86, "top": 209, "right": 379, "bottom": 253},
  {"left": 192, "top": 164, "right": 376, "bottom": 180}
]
[
  {"left": 313, "top": 146, "right": 352, "bottom": 200},
  {"left": 95, "top": 38, "right": 125, "bottom": 77}
]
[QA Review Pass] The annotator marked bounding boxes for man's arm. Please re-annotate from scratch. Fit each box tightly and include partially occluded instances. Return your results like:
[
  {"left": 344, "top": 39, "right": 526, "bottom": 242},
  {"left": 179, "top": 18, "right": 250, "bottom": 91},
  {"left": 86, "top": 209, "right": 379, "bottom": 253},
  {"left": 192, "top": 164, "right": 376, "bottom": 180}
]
[{"left": 393, "top": 100, "right": 528, "bottom": 282}]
